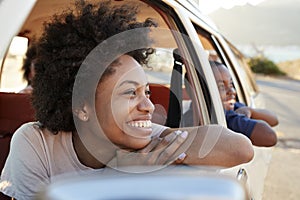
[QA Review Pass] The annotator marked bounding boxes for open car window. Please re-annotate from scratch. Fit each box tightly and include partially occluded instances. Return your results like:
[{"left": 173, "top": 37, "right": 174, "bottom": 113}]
[
  {"left": 0, "top": 36, "right": 29, "bottom": 92},
  {"left": 192, "top": 23, "right": 247, "bottom": 106},
  {"left": 126, "top": 1, "right": 208, "bottom": 127}
]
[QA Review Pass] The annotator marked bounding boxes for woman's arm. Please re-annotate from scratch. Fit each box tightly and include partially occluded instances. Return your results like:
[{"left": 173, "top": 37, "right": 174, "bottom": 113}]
[
  {"left": 162, "top": 125, "right": 254, "bottom": 168},
  {"left": 114, "top": 125, "right": 253, "bottom": 169}
]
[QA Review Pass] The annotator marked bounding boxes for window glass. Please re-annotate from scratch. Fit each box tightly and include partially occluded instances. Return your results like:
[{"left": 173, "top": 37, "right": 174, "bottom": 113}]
[
  {"left": 0, "top": 36, "right": 28, "bottom": 92},
  {"left": 196, "top": 29, "right": 222, "bottom": 63},
  {"left": 192, "top": 24, "right": 249, "bottom": 105},
  {"left": 227, "top": 41, "right": 258, "bottom": 98},
  {"left": 192, "top": 25, "right": 228, "bottom": 111},
  {"left": 136, "top": 2, "right": 201, "bottom": 127}
]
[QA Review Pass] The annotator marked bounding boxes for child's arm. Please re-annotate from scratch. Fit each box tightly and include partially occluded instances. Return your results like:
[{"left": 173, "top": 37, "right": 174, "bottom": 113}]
[
  {"left": 226, "top": 110, "right": 277, "bottom": 147},
  {"left": 235, "top": 106, "right": 279, "bottom": 127},
  {"left": 250, "top": 120, "right": 277, "bottom": 147}
]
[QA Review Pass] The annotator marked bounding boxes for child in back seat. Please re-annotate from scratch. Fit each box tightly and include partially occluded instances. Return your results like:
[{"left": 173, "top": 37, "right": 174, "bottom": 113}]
[{"left": 211, "top": 61, "right": 278, "bottom": 147}]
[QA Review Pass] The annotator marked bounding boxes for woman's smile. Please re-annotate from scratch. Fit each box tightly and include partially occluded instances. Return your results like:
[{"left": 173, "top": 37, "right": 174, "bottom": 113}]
[
  {"left": 127, "top": 120, "right": 152, "bottom": 128},
  {"left": 124, "top": 119, "right": 153, "bottom": 139}
]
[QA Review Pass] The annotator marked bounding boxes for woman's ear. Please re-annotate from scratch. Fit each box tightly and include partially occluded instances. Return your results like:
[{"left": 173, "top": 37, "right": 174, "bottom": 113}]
[{"left": 73, "top": 105, "right": 90, "bottom": 122}]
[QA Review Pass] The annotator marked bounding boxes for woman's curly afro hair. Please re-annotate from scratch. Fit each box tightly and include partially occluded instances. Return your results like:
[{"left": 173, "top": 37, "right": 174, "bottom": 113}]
[{"left": 32, "top": 0, "right": 157, "bottom": 133}]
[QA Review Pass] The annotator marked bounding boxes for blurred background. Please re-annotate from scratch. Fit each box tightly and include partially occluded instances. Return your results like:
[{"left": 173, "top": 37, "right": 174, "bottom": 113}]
[
  {"left": 194, "top": 1, "right": 300, "bottom": 199},
  {"left": 197, "top": 0, "right": 300, "bottom": 80}
]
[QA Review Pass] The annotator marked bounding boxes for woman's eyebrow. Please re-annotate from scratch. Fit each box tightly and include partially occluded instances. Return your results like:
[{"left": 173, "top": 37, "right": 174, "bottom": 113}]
[{"left": 117, "top": 80, "right": 149, "bottom": 88}]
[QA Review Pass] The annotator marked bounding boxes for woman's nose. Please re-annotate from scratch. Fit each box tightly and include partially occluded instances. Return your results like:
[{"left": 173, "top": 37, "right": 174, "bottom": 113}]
[{"left": 138, "top": 96, "right": 155, "bottom": 114}]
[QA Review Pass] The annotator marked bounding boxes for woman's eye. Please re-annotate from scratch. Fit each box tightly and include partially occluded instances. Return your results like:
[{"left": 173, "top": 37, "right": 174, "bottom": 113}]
[
  {"left": 123, "top": 88, "right": 151, "bottom": 98},
  {"left": 123, "top": 89, "right": 136, "bottom": 97}
]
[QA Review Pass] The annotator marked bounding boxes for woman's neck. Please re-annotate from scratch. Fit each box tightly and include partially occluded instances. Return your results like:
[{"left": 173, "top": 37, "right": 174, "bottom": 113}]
[{"left": 72, "top": 130, "right": 106, "bottom": 169}]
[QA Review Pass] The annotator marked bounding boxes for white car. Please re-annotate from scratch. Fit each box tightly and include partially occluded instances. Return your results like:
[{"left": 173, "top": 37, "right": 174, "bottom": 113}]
[{"left": 0, "top": 0, "right": 271, "bottom": 199}]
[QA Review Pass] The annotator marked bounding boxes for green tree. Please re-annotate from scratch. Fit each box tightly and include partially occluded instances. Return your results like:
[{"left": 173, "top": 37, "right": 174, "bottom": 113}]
[{"left": 248, "top": 57, "right": 286, "bottom": 76}]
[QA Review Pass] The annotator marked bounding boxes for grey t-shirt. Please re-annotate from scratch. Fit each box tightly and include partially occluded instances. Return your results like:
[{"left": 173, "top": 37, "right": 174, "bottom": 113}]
[{"left": 0, "top": 122, "right": 167, "bottom": 199}]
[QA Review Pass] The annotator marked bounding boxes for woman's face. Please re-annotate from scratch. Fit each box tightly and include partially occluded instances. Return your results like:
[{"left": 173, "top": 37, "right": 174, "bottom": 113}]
[
  {"left": 212, "top": 64, "right": 237, "bottom": 111},
  {"left": 95, "top": 55, "right": 154, "bottom": 150}
]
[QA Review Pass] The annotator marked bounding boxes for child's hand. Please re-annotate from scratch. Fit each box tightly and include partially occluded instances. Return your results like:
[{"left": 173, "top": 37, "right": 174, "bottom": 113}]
[{"left": 235, "top": 107, "right": 252, "bottom": 118}]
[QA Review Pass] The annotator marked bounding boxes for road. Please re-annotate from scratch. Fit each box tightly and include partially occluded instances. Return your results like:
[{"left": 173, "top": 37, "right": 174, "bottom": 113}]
[{"left": 255, "top": 75, "right": 300, "bottom": 200}]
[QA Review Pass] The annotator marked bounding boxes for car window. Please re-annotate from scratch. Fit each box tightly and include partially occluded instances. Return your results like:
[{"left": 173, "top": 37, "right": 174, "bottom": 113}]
[
  {"left": 192, "top": 24, "right": 247, "bottom": 105},
  {"left": 136, "top": 1, "right": 205, "bottom": 127},
  {"left": 0, "top": 36, "right": 29, "bottom": 92},
  {"left": 226, "top": 41, "right": 258, "bottom": 104}
]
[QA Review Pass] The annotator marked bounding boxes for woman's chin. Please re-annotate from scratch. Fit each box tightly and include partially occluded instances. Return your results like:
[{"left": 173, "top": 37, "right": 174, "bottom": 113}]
[{"left": 129, "top": 137, "right": 151, "bottom": 150}]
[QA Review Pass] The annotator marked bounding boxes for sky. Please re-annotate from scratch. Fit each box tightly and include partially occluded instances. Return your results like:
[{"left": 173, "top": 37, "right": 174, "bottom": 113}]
[{"left": 198, "top": 0, "right": 266, "bottom": 14}]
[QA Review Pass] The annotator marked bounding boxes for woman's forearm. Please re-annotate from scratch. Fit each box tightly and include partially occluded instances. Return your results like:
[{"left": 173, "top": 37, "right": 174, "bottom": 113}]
[{"left": 166, "top": 125, "right": 254, "bottom": 168}]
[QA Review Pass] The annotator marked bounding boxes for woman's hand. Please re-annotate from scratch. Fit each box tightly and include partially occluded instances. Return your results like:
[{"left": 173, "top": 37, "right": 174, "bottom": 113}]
[{"left": 108, "top": 130, "right": 188, "bottom": 171}]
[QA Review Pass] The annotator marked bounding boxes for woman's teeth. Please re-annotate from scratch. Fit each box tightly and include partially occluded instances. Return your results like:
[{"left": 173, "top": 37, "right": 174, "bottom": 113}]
[{"left": 128, "top": 120, "right": 152, "bottom": 128}]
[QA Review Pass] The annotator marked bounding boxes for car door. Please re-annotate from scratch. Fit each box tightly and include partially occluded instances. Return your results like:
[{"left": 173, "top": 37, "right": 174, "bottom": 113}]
[{"left": 184, "top": 12, "right": 270, "bottom": 200}]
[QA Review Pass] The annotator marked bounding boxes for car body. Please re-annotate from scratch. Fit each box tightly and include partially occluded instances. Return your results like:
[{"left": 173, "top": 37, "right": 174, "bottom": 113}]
[
  {"left": 0, "top": 0, "right": 271, "bottom": 199},
  {"left": 38, "top": 166, "right": 250, "bottom": 200}
]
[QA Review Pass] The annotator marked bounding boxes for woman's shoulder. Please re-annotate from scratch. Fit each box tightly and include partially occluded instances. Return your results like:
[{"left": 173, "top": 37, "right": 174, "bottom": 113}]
[
  {"left": 12, "top": 122, "right": 72, "bottom": 148},
  {"left": 11, "top": 122, "right": 45, "bottom": 145},
  {"left": 14, "top": 121, "right": 41, "bottom": 134}
]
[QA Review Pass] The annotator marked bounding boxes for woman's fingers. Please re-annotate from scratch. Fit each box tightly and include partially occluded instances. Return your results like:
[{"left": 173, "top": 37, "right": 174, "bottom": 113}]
[
  {"left": 113, "top": 130, "right": 188, "bottom": 169},
  {"left": 155, "top": 131, "right": 188, "bottom": 164},
  {"left": 174, "top": 152, "right": 187, "bottom": 164},
  {"left": 138, "top": 137, "right": 162, "bottom": 153},
  {"left": 144, "top": 130, "right": 188, "bottom": 165}
]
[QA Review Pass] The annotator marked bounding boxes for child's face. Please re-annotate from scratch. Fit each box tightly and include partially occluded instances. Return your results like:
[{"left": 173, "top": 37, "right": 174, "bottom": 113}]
[
  {"left": 95, "top": 55, "right": 155, "bottom": 150},
  {"left": 212, "top": 64, "right": 237, "bottom": 111}
]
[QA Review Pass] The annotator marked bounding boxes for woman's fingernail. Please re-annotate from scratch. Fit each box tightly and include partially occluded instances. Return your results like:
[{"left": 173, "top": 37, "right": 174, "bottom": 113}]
[
  {"left": 180, "top": 131, "right": 188, "bottom": 138},
  {"left": 178, "top": 152, "right": 186, "bottom": 160},
  {"left": 175, "top": 130, "right": 182, "bottom": 135}
]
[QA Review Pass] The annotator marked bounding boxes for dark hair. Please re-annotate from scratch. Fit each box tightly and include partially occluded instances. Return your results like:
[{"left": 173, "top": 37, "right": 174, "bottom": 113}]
[
  {"left": 32, "top": 0, "right": 157, "bottom": 133},
  {"left": 22, "top": 42, "right": 37, "bottom": 85}
]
